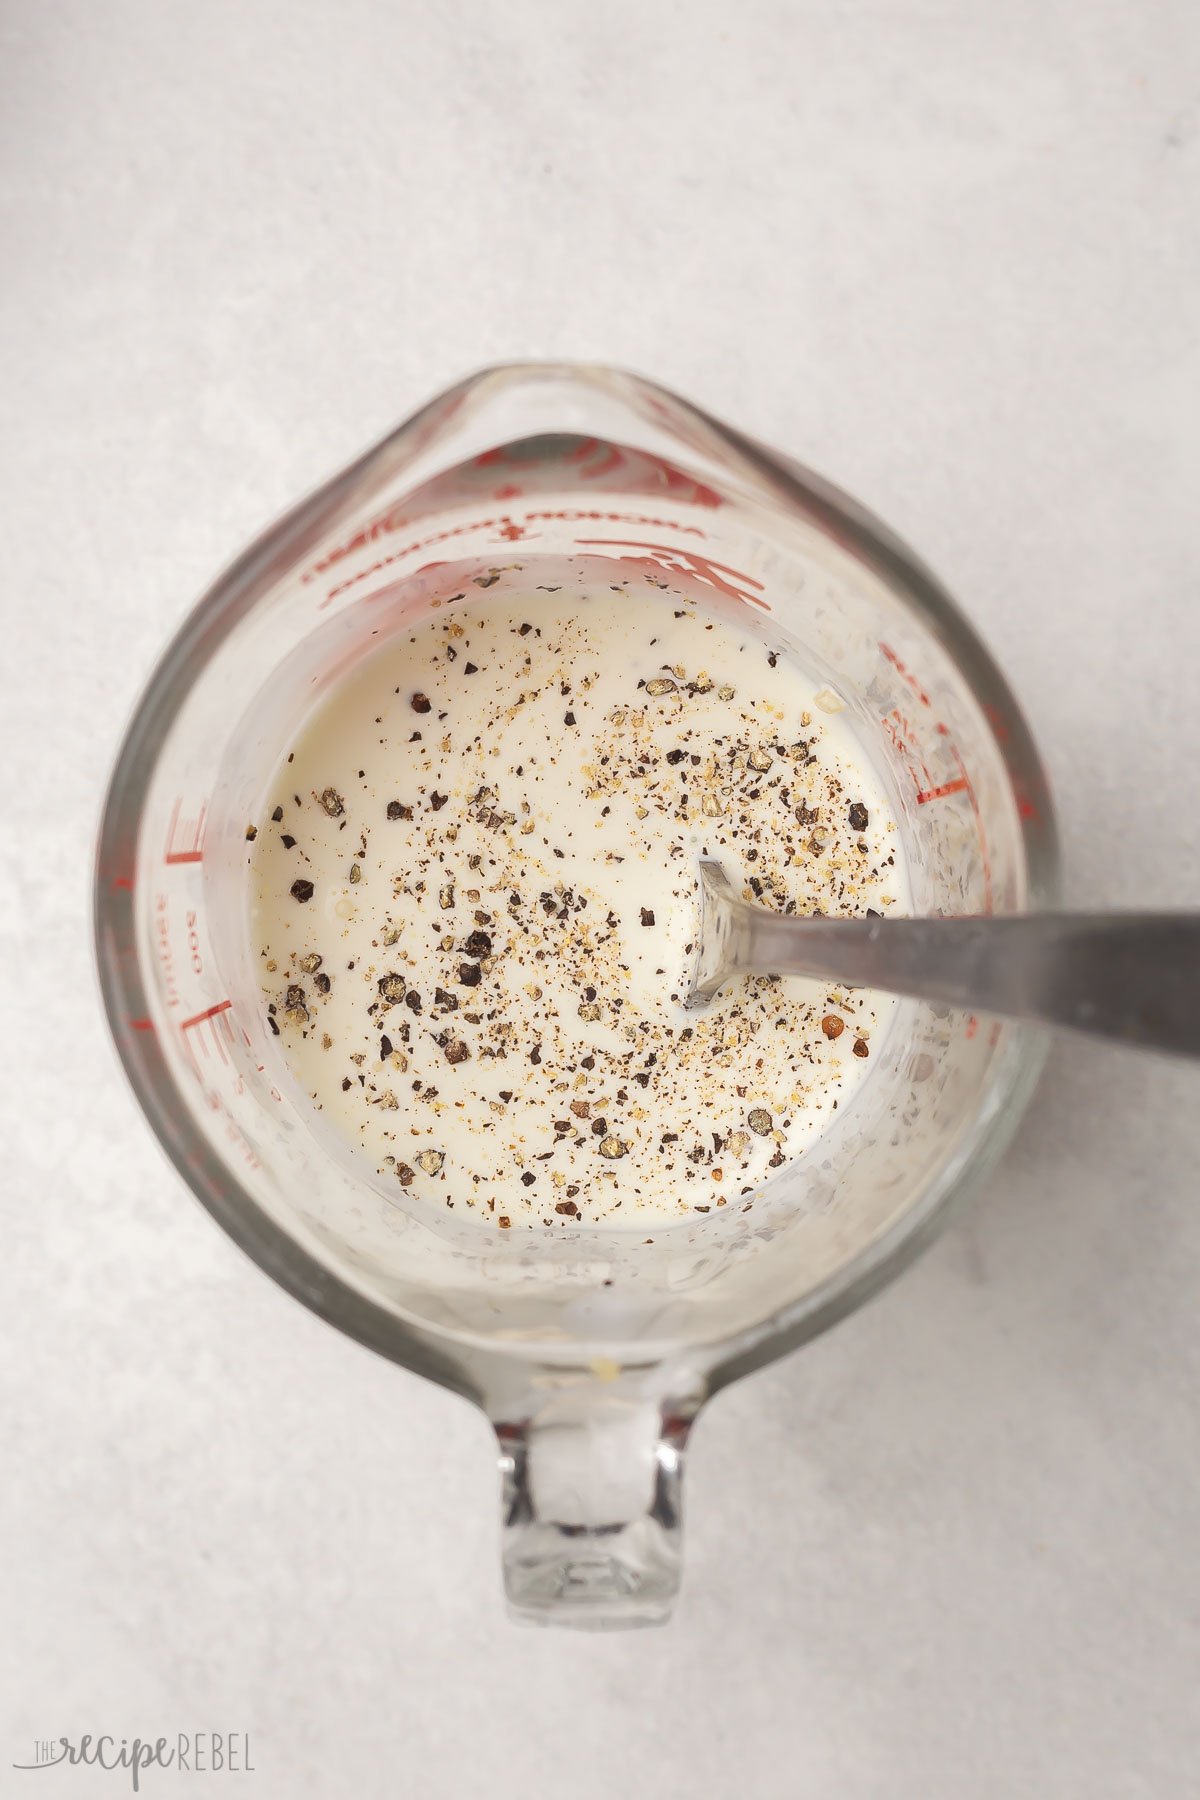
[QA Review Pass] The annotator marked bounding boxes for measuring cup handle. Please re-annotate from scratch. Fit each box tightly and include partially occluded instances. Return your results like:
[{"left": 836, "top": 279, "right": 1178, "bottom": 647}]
[{"left": 490, "top": 1390, "right": 697, "bottom": 1628}]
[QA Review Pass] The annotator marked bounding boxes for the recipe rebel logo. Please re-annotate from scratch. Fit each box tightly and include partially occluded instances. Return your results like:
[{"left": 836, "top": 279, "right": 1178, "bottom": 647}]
[{"left": 12, "top": 1734, "right": 255, "bottom": 1789}]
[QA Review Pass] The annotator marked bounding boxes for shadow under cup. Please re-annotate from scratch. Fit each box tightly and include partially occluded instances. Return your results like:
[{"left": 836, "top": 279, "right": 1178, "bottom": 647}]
[{"left": 95, "top": 365, "right": 1058, "bottom": 1626}]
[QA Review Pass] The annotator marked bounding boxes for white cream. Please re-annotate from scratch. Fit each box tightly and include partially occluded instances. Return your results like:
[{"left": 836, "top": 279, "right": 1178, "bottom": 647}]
[{"left": 248, "top": 575, "right": 905, "bottom": 1229}]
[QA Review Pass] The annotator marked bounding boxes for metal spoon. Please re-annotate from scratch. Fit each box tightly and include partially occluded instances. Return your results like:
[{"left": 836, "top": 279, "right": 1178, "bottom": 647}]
[{"left": 686, "top": 859, "right": 1200, "bottom": 1059}]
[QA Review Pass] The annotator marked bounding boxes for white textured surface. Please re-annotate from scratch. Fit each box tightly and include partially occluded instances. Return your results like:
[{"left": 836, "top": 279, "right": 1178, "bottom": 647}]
[{"left": 3, "top": 2, "right": 1199, "bottom": 1793}]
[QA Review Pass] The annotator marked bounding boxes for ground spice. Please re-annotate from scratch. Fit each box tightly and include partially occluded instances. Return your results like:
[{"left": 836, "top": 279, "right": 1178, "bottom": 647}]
[{"left": 251, "top": 579, "right": 901, "bottom": 1228}]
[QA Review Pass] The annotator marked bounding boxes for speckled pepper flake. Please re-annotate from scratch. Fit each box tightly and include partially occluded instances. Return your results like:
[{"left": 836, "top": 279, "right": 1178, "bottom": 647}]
[{"left": 251, "top": 580, "right": 903, "bottom": 1228}]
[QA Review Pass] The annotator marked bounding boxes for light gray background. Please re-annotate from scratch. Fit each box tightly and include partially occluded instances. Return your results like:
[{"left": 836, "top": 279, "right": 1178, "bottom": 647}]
[{"left": 3, "top": 2, "right": 1198, "bottom": 1795}]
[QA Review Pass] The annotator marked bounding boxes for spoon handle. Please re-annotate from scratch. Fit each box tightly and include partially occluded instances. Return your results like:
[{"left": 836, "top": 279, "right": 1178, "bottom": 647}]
[{"left": 711, "top": 901, "right": 1200, "bottom": 1059}]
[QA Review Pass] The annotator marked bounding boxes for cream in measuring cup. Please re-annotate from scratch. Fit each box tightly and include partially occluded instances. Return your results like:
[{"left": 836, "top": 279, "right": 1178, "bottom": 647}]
[{"left": 247, "top": 574, "right": 906, "bottom": 1227}]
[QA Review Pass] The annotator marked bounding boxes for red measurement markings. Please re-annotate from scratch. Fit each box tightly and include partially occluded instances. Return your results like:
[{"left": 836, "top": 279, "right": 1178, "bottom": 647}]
[
  {"left": 983, "top": 702, "right": 1009, "bottom": 744},
  {"left": 155, "top": 892, "right": 180, "bottom": 1009},
  {"left": 528, "top": 512, "right": 703, "bottom": 536},
  {"left": 317, "top": 510, "right": 709, "bottom": 608},
  {"left": 883, "top": 704, "right": 994, "bottom": 913},
  {"left": 164, "top": 798, "right": 207, "bottom": 865},
  {"left": 916, "top": 775, "right": 970, "bottom": 805},
  {"left": 963, "top": 1016, "right": 1001, "bottom": 1047},
  {"left": 883, "top": 707, "right": 935, "bottom": 797},
  {"left": 318, "top": 517, "right": 512, "bottom": 607},
  {"left": 238, "top": 1020, "right": 283, "bottom": 1104},
  {"left": 984, "top": 703, "right": 1043, "bottom": 823},
  {"left": 949, "top": 741, "right": 993, "bottom": 912},
  {"left": 880, "top": 642, "right": 932, "bottom": 708},
  {"left": 1011, "top": 782, "right": 1040, "bottom": 823},
  {"left": 576, "top": 539, "right": 767, "bottom": 609},
  {"left": 564, "top": 437, "right": 723, "bottom": 506},
  {"left": 304, "top": 509, "right": 413, "bottom": 585},
  {"left": 572, "top": 439, "right": 622, "bottom": 480},
  {"left": 179, "top": 999, "right": 234, "bottom": 1070},
  {"left": 127, "top": 1016, "right": 154, "bottom": 1032},
  {"left": 180, "top": 998, "right": 232, "bottom": 1035}
]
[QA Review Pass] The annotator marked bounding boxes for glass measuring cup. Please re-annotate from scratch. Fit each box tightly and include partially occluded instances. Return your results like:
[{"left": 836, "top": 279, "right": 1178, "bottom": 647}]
[{"left": 95, "top": 364, "right": 1058, "bottom": 1628}]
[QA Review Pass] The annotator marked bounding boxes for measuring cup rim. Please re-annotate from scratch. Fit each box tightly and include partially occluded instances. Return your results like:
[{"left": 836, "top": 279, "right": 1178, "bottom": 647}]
[{"left": 93, "top": 360, "right": 1061, "bottom": 1392}]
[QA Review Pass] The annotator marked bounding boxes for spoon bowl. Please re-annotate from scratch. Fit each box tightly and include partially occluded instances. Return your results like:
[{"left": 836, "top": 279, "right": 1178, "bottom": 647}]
[{"left": 686, "top": 858, "right": 1200, "bottom": 1060}]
